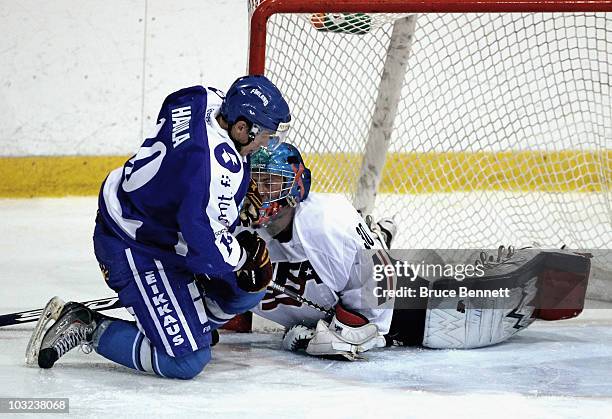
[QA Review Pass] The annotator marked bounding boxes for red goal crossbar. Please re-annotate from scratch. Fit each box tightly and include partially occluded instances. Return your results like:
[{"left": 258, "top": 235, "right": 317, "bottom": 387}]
[{"left": 249, "top": 0, "right": 612, "bottom": 74}]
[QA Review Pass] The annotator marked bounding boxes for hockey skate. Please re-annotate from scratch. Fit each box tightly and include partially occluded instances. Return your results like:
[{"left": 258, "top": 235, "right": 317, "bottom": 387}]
[
  {"left": 27, "top": 301, "right": 104, "bottom": 368},
  {"left": 376, "top": 217, "right": 397, "bottom": 249},
  {"left": 363, "top": 214, "right": 397, "bottom": 249},
  {"left": 25, "top": 296, "right": 66, "bottom": 366}
]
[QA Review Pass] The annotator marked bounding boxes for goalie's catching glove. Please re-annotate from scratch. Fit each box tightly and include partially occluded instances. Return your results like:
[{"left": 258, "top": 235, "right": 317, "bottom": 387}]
[
  {"left": 282, "top": 324, "right": 314, "bottom": 352},
  {"left": 235, "top": 230, "right": 273, "bottom": 293},
  {"left": 239, "top": 179, "right": 263, "bottom": 227},
  {"left": 283, "top": 305, "right": 384, "bottom": 360}
]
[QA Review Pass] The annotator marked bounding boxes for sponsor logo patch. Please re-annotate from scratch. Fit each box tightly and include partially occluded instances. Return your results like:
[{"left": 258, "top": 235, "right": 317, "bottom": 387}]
[{"left": 214, "top": 143, "right": 241, "bottom": 173}]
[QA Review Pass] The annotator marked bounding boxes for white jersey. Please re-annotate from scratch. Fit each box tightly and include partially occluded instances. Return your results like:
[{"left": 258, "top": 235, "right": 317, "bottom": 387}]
[{"left": 249, "top": 193, "right": 394, "bottom": 334}]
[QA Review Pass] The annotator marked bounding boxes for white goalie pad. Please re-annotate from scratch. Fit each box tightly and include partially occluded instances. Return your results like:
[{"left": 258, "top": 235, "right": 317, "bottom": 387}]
[
  {"left": 422, "top": 277, "right": 537, "bottom": 349},
  {"left": 25, "top": 296, "right": 66, "bottom": 366},
  {"left": 420, "top": 247, "right": 590, "bottom": 349}
]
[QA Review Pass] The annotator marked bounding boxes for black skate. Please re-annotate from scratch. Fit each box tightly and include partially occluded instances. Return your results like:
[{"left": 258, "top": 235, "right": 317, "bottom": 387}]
[
  {"left": 376, "top": 218, "right": 397, "bottom": 249},
  {"left": 363, "top": 214, "right": 397, "bottom": 249},
  {"left": 36, "top": 302, "right": 103, "bottom": 369}
]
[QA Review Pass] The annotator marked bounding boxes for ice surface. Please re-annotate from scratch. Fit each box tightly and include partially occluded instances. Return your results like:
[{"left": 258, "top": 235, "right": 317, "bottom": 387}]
[{"left": 0, "top": 198, "right": 611, "bottom": 418}]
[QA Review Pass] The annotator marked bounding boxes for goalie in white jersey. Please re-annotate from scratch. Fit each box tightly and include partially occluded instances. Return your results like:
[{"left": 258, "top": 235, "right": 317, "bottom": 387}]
[
  {"left": 239, "top": 143, "right": 396, "bottom": 359},
  {"left": 241, "top": 143, "right": 592, "bottom": 360}
]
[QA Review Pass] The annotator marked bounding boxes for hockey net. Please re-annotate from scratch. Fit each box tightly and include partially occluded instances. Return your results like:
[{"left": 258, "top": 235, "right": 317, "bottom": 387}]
[{"left": 247, "top": 0, "right": 612, "bottom": 300}]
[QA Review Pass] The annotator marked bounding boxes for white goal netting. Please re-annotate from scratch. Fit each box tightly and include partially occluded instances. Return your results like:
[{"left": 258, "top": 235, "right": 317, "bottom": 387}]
[{"left": 248, "top": 1, "right": 612, "bottom": 299}]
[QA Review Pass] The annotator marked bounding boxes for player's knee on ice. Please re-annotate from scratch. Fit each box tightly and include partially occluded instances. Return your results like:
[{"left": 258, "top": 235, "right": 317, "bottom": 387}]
[
  {"left": 161, "top": 346, "right": 211, "bottom": 380},
  {"left": 94, "top": 319, "right": 212, "bottom": 379}
]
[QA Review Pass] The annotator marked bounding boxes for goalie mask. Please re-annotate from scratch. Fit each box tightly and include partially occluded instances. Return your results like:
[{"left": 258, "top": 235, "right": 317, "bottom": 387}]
[{"left": 251, "top": 143, "right": 311, "bottom": 226}]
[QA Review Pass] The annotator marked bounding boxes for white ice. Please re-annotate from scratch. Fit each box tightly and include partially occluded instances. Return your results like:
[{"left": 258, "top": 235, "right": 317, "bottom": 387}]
[{"left": 0, "top": 197, "right": 611, "bottom": 418}]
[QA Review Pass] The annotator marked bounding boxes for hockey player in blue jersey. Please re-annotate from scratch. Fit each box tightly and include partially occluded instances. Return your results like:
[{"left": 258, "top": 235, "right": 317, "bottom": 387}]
[{"left": 27, "top": 75, "right": 291, "bottom": 379}]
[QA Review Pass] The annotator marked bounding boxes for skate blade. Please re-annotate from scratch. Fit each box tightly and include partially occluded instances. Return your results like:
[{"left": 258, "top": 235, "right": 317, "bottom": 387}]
[
  {"left": 25, "top": 297, "right": 65, "bottom": 367},
  {"left": 342, "top": 352, "right": 367, "bottom": 361}
]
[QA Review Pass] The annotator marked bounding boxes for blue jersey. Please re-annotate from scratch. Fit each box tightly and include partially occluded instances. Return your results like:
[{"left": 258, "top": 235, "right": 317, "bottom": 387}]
[{"left": 99, "top": 86, "right": 250, "bottom": 275}]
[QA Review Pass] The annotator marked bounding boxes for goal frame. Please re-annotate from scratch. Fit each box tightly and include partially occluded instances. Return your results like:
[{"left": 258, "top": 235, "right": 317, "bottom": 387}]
[
  {"left": 249, "top": 0, "right": 612, "bottom": 75},
  {"left": 241, "top": 0, "right": 612, "bottom": 325}
]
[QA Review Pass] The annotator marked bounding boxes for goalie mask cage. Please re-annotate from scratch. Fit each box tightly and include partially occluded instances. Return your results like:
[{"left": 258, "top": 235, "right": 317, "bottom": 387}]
[{"left": 247, "top": 0, "right": 612, "bottom": 300}]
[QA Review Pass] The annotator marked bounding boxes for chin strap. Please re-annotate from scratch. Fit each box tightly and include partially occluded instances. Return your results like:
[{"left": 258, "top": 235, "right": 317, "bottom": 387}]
[{"left": 228, "top": 131, "right": 248, "bottom": 153}]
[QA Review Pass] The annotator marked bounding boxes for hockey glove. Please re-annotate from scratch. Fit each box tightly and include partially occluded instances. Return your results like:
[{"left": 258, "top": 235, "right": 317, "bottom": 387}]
[
  {"left": 282, "top": 324, "right": 315, "bottom": 352},
  {"left": 239, "top": 179, "right": 263, "bottom": 227},
  {"left": 283, "top": 305, "right": 384, "bottom": 360},
  {"left": 235, "top": 230, "right": 273, "bottom": 293}
]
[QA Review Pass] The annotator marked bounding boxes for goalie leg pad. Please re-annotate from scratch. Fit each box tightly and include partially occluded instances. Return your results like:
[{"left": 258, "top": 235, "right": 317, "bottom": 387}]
[
  {"left": 535, "top": 251, "right": 590, "bottom": 321},
  {"left": 422, "top": 277, "right": 538, "bottom": 349},
  {"left": 421, "top": 249, "right": 591, "bottom": 349}
]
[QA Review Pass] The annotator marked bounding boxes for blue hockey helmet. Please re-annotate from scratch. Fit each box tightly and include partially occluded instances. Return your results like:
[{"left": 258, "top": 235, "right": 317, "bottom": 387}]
[
  {"left": 220, "top": 75, "right": 291, "bottom": 150},
  {"left": 251, "top": 143, "right": 311, "bottom": 224}
]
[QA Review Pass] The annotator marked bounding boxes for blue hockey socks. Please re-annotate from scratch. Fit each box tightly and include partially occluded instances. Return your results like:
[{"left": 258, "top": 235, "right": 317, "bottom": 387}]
[{"left": 93, "top": 320, "right": 211, "bottom": 379}]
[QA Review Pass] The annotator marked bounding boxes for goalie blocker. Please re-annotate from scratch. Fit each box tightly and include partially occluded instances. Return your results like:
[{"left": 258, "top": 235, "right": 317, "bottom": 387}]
[
  {"left": 283, "top": 304, "right": 386, "bottom": 361},
  {"left": 387, "top": 248, "right": 591, "bottom": 349}
]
